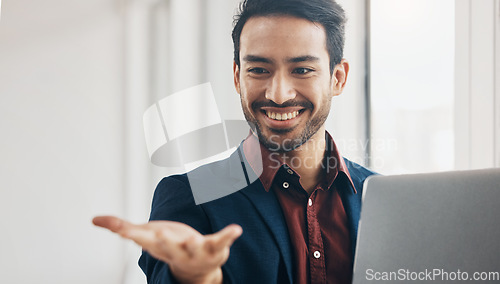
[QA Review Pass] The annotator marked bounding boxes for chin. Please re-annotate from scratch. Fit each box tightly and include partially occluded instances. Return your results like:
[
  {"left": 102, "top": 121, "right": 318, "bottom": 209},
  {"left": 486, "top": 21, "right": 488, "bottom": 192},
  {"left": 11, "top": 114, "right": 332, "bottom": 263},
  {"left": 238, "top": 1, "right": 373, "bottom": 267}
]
[{"left": 259, "top": 130, "right": 308, "bottom": 153}]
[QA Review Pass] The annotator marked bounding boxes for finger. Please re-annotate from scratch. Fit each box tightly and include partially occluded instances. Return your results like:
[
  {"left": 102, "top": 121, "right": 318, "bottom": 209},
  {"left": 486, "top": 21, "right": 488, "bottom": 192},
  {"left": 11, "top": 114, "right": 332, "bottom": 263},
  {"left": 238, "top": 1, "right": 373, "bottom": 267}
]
[
  {"left": 93, "top": 217, "right": 190, "bottom": 263},
  {"left": 205, "top": 224, "right": 242, "bottom": 253},
  {"left": 93, "top": 216, "right": 155, "bottom": 246},
  {"left": 93, "top": 216, "right": 127, "bottom": 233}
]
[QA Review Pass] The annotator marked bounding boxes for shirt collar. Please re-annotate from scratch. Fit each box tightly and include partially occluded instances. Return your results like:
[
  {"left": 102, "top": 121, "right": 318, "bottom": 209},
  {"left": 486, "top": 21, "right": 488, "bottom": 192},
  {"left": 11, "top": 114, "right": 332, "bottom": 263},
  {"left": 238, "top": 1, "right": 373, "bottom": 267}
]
[{"left": 242, "top": 131, "right": 356, "bottom": 194}]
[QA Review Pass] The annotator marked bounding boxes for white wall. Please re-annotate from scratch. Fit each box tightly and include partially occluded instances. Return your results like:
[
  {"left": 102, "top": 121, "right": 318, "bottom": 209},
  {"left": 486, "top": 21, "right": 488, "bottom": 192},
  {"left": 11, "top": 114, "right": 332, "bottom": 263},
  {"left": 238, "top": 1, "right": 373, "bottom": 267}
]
[{"left": 0, "top": 0, "right": 131, "bottom": 283}]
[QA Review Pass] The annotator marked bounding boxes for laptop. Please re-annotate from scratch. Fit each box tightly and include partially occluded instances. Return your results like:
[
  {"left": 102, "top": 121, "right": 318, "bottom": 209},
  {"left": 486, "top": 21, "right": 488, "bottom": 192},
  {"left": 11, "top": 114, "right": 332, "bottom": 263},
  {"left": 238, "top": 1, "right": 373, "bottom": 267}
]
[{"left": 352, "top": 168, "right": 500, "bottom": 283}]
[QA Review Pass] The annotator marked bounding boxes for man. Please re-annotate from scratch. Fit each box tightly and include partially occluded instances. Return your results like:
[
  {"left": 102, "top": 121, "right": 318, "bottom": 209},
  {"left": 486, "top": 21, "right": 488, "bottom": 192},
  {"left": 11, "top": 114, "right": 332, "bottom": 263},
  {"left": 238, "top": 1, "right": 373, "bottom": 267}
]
[{"left": 93, "top": 0, "right": 376, "bottom": 283}]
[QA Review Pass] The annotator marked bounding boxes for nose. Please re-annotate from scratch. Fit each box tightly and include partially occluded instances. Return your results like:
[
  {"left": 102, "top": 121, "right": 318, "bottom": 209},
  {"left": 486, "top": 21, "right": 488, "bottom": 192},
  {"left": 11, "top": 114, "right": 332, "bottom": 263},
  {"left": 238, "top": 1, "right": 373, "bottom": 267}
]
[{"left": 265, "top": 72, "right": 296, "bottom": 105}]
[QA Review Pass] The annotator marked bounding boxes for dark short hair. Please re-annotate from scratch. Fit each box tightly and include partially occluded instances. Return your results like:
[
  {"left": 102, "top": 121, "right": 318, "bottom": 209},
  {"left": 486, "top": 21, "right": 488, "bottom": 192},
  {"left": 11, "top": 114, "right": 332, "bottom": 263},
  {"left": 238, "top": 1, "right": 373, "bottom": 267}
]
[{"left": 232, "top": 0, "right": 347, "bottom": 73}]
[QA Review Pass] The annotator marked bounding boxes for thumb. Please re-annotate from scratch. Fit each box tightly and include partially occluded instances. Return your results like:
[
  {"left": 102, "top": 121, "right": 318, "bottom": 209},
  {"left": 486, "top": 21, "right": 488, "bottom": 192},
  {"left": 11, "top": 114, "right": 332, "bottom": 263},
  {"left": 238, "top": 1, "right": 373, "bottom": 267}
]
[{"left": 206, "top": 224, "right": 243, "bottom": 252}]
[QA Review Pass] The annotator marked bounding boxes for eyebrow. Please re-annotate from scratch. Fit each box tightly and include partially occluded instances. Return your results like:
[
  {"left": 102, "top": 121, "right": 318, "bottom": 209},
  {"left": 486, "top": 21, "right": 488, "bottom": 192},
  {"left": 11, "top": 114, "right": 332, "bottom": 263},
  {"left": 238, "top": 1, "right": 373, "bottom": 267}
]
[
  {"left": 287, "top": 55, "right": 320, "bottom": 63},
  {"left": 242, "top": 55, "right": 320, "bottom": 64},
  {"left": 243, "top": 55, "right": 273, "bottom": 63}
]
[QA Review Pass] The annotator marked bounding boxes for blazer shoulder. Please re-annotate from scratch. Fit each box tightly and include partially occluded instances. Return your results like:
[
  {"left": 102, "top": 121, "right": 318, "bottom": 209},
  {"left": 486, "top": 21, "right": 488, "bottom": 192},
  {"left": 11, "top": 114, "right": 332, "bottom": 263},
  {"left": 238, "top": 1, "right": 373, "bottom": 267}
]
[
  {"left": 151, "top": 175, "right": 191, "bottom": 210},
  {"left": 149, "top": 175, "right": 214, "bottom": 228},
  {"left": 343, "top": 157, "right": 378, "bottom": 189}
]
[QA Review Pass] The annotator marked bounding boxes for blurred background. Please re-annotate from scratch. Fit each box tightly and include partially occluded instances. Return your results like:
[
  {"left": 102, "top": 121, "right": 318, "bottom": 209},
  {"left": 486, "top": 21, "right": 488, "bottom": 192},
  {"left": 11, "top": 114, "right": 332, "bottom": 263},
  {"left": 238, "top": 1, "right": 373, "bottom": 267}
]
[{"left": 0, "top": 0, "right": 498, "bottom": 283}]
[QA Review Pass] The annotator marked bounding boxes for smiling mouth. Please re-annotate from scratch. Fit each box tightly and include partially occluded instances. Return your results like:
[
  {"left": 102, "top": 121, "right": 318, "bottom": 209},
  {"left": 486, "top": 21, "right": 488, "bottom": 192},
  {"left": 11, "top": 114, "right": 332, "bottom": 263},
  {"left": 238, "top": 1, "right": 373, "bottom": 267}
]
[{"left": 263, "top": 109, "right": 305, "bottom": 121}]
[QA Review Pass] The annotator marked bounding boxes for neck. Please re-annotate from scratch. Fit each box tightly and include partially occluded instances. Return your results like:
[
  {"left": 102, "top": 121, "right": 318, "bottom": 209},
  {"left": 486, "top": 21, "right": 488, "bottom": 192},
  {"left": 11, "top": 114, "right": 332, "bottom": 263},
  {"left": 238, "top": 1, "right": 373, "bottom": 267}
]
[{"left": 276, "top": 129, "right": 326, "bottom": 195}]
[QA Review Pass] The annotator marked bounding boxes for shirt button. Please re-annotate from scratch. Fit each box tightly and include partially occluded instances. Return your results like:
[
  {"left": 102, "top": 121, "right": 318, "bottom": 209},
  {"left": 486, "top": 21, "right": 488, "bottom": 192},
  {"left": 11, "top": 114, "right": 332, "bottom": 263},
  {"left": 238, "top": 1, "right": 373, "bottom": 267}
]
[
  {"left": 313, "top": 251, "right": 321, "bottom": 259},
  {"left": 282, "top": 181, "right": 289, "bottom": 189},
  {"left": 308, "top": 198, "right": 313, "bottom": 206}
]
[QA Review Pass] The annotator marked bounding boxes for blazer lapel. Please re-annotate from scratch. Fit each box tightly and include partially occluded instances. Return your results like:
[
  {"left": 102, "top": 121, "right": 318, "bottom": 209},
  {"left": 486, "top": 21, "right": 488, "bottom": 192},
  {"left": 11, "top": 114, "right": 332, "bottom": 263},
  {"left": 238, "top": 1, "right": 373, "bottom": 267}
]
[
  {"left": 340, "top": 158, "right": 371, "bottom": 260},
  {"left": 226, "top": 145, "right": 293, "bottom": 282},
  {"left": 240, "top": 181, "right": 294, "bottom": 283},
  {"left": 338, "top": 178, "right": 362, "bottom": 259}
]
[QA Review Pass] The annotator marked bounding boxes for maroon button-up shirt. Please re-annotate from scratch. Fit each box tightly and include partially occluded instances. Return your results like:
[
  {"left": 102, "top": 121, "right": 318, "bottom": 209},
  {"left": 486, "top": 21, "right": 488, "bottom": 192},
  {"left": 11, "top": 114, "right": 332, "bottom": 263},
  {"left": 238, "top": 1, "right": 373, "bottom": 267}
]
[{"left": 243, "top": 131, "right": 356, "bottom": 284}]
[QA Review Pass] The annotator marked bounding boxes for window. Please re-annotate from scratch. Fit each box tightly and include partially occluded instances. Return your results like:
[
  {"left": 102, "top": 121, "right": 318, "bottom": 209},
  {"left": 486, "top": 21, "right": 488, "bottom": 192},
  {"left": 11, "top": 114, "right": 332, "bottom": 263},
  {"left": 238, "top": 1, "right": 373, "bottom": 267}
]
[{"left": 369, "top": 0, "right": 455, "bottom": 174}]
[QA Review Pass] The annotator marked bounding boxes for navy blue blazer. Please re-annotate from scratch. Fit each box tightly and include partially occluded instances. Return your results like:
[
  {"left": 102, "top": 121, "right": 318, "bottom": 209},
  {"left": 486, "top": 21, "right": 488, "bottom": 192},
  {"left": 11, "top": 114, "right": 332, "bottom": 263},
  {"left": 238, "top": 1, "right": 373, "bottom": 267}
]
[{"left": 139, "top": 146, "right": 376, "bottom": 283}]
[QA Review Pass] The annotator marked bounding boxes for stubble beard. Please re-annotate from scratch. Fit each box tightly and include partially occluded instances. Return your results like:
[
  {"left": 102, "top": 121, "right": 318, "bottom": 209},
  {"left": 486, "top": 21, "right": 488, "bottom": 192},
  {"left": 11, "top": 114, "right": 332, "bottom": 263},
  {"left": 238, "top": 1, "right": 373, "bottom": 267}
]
[{"left": 241, "top": 95, "right": 332, "bottom": 153}]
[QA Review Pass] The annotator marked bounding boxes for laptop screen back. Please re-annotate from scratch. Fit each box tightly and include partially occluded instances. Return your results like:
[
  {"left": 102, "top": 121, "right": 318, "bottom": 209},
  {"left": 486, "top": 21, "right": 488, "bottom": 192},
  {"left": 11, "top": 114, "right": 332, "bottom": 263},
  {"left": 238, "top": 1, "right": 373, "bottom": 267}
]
[{"left": 353, "top": 168, "right": 500, "bottom": 283}]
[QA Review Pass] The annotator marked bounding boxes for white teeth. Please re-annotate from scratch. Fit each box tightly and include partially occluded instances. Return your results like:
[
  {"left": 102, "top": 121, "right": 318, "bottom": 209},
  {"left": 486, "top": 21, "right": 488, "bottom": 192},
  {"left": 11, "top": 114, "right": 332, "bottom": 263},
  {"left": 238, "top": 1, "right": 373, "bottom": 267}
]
[{"left": 265, "top": 110, "right": 300, "bottom": 121}]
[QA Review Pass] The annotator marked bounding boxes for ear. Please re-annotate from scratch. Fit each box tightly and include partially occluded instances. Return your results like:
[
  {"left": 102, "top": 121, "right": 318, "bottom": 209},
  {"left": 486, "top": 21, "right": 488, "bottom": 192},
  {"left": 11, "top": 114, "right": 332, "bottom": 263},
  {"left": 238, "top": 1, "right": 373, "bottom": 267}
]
[
  {"left": 330, "top": 59, "right": 349, "bottom": 97},
  {"left": 233, "top": 61, "right": 241, "bottom": 95}
]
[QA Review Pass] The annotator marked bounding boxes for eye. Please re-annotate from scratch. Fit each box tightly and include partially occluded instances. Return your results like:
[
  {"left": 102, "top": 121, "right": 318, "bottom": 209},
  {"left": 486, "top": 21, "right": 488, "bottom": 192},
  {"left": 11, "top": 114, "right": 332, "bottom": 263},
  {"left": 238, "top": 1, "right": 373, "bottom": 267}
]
[
  {"left": 248, "top": 67, "right": 269, "bottom": 74},
  {"left": 292, "top": 67, "right": 313, "bottom": 75}
]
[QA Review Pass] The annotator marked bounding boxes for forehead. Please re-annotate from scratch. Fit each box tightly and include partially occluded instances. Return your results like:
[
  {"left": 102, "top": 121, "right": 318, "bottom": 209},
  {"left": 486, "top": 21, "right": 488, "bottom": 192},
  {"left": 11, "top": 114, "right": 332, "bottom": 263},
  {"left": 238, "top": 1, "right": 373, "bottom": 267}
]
[{"left": 240, "top": 15, "right": 329, "bottom": 61}]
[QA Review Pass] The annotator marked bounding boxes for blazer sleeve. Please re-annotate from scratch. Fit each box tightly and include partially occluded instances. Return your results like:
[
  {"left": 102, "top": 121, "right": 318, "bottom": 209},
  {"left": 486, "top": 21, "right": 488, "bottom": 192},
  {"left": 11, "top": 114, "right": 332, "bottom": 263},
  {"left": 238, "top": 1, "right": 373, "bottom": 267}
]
[{"left": 138, "top": 175, "right": 215, "bottom": 284}]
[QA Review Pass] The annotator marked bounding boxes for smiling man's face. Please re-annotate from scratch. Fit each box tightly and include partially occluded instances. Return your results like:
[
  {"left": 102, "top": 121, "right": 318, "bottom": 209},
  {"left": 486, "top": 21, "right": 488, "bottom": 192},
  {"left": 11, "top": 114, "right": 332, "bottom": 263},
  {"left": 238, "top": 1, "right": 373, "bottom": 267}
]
[{"left": 234, "top": 15, "right": 348, "bottom": 152}]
